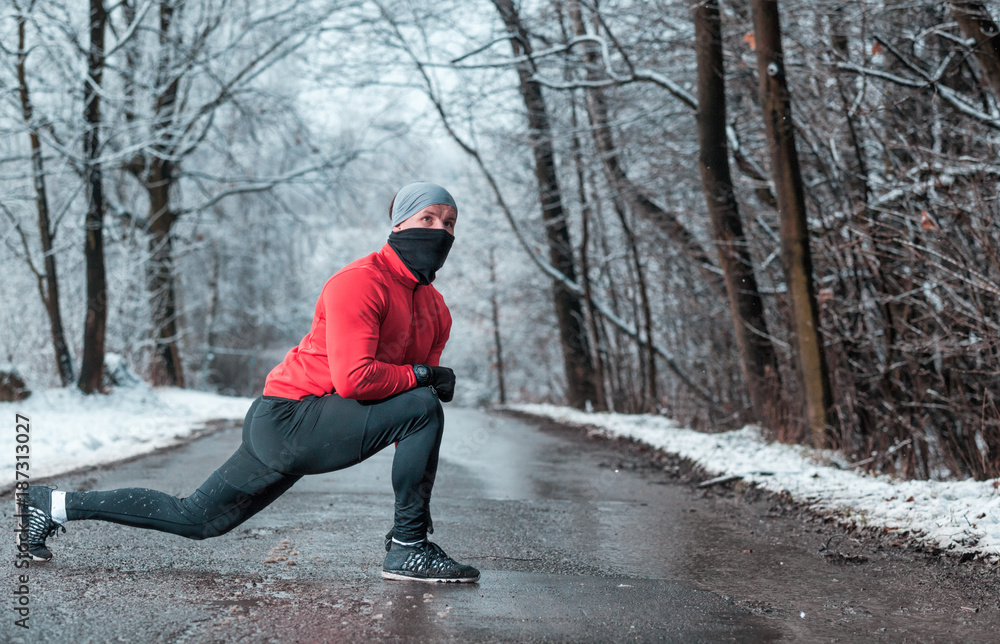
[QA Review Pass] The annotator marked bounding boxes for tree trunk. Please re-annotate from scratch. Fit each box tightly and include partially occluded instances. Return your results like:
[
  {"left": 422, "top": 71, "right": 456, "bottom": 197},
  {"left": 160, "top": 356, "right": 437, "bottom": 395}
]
[
  {"left": 569, "top": 95, "right": 608, "bottom": 411},
  {"left": 558, "top": 13, "right": 608, "bottom": 410},
  {"left": 146, "top": 159, "right": 185, "bottom": 387},
  {"left": 200, "top": 239, "right": 222, "bottom": 388},
  {"left": 750, "top": 0, "right": 833, "bottom": 446},
  {"left": 950, "top": 1, "right": 1000, "bottom": 100},
  {"left": 611, "top": 200, "right": 658, "bottom": 411},
  {"left": 567, "top": 1, "right": 658, "bottom": 410},
  {"left": 78, "top": 0, "right": 108, "bottom": 394},
  {"left": 567, "top": 0, "right": 725, "bottom": 297},
  {"left": 16, "top": 13, "right": 75, "bottom": 387},
  {"left": 131, "top": 0, "right": 185, "bottom": 387},
  {"left": 694, "top": 0, "right": 781, "bottom": 424},
  {"left": 829, "top": 5, "right": 869, "bottom": 209},
  {"left": 492, "top": 0, "right": 598, "bottom": 410},
  {"left": 829, "top": 4, "right": 883, "bottom": 453},
  {"left": 488, "top": 250, "right": 507, "bottom": 406}
]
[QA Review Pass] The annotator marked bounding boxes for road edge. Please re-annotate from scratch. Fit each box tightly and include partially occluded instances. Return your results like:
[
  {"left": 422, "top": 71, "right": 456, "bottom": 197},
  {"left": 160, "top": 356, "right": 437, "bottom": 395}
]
[
  {"left": 496, "top": 408, "right": 1000, "bottom": 573},
  {"left": 0, "top": 417, "right": 241, "bottom": 499}
]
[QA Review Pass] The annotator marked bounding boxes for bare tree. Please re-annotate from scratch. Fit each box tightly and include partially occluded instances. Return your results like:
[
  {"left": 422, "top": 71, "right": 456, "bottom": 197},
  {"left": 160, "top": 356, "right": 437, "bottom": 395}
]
[
  {"left": 115, "top": 0, "right": 341, "bottom": 386},
  {"left": 490, "top": 0, "right": 598, "bottom": 410},
  {"left": 566, "top": 0, "right": 724, "bottom": 297},
  {"left": 487, "top": 249, "right": 507, "bottom": 405},
  {"left": 78, "top": 0, "right": 108, "bottom": 394},
  {"left": 566, "top": 82, "right": 608, "bottom": 411},
  {"left": 750, "top": 0, "right": 832, "bottom": 446},
  {"left": 693, "top": 0, "right": 780, "bottom": 425},
  {"left": 6, "top": 1, "right": 75, "bottom": 386}
]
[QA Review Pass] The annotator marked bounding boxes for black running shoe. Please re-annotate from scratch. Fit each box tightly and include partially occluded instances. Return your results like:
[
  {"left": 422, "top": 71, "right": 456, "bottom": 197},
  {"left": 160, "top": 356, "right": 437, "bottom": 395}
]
[
  {"left": 15, "top": 485, "right": 65, "bottom": 562},
  {"left": 382, "top": 540, "right": 480, "bottom": 583}
]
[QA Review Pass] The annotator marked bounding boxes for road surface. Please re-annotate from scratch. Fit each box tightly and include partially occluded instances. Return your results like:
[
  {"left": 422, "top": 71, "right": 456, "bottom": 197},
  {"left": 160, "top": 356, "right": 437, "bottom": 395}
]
[{"left": 4, "top": 407, "right": 999, "bottom": 642}]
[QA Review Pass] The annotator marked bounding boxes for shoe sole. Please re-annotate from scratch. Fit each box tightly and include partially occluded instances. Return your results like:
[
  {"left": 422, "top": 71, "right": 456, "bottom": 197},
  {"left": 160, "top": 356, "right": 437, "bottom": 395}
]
[
  {"left": 12, "top": 495, "right": 22, "bottom": 553},
  {"left": 382, "top": 571, "right": 480, "bottom": 583}
]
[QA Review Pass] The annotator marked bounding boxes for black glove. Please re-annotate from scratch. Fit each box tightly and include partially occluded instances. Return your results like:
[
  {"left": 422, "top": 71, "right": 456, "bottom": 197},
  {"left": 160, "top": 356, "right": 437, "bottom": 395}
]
[{"left": 414, "top": 364, "right": 455, "bottom": 403}]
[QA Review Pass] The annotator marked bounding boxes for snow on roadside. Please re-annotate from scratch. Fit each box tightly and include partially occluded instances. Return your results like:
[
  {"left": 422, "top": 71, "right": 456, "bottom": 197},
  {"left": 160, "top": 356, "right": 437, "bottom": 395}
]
[
  {"left": 3, "top": 386, "right": 253, "bottom": 490},
  {"left": 508, "top": 403, "right": 1000, "bottom": 561}
]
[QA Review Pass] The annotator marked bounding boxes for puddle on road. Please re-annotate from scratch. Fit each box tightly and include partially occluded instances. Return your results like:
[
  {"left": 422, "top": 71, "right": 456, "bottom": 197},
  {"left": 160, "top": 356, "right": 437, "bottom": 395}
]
[
  {"left": 206, "top": 598, "right": 261, "bottom": 609},
  {"left": 193, "top": 571, "right": 777, "bottom": 643},
  {"left": 369, "top": 571, "right": 779, "bottom": 643}
]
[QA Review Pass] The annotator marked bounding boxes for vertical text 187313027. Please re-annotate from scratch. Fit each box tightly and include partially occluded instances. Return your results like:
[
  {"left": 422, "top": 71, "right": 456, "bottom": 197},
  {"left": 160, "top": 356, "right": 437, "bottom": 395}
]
[{"left": 13, "top": 413, "right": 32, "bottom": 629}]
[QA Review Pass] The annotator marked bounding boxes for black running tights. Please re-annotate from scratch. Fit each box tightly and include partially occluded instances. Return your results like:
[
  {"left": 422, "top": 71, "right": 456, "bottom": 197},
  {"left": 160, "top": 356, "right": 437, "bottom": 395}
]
[{"left": 65, "top": 387, "right": 445, "bottom": 543}]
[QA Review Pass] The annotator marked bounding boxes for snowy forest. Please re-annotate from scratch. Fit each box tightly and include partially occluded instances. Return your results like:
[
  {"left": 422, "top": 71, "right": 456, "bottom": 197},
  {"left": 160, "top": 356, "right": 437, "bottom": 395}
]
[{"left": 2, "top": 0, "right": 999, "bottom": 481}]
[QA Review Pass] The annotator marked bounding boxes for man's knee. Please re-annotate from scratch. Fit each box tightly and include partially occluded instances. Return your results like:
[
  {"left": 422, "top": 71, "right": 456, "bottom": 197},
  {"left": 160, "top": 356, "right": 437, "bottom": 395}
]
[
  {"left": 188, "top": 518, "right": 229, "bottom": 540},
  {"left": 180, "top": 511, "right": 242, "bottom": 540},
  {"left": 406, "top": 387, "right": 445, "bottom": 425},
  {"left": 178, "top": 490, "right": 250, "bottom": 540}
]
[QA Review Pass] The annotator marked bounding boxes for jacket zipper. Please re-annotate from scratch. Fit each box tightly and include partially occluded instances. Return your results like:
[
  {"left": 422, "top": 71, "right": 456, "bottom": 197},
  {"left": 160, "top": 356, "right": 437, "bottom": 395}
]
[{"left": 401, "top": 284, "right": 417, "bottom": 361}]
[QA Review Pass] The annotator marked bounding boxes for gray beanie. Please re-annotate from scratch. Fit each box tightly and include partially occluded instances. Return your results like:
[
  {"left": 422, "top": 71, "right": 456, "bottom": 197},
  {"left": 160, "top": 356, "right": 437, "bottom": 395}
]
[{"left": 390, "top": 181, "right": 458, "bottom": 227}]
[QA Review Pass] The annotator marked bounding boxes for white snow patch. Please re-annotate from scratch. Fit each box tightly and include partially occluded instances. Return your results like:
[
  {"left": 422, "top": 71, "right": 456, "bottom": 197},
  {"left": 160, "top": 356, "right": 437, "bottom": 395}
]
[
  {"left": 508, "top": 404, "right": 1000, "bottom": 560},
  {"left": 3, "top": 385, "right": 253, "bottom": 488}
]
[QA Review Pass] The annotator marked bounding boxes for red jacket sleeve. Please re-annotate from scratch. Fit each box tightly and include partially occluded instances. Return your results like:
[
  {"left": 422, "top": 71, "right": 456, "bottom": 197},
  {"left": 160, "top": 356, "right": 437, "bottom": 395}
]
[{"left": 323, "top": 268, "right": 416, "bottom": 400}]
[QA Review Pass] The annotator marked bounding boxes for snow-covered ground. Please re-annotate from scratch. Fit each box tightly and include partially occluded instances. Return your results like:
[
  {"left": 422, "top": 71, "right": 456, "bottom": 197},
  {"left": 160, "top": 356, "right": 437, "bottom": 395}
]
[
  {"left": 507, "top": 404, "right": 1000, "bottom": 561},
  {"left": 3, "top": 386, "right": 253, "bottom": 492}
]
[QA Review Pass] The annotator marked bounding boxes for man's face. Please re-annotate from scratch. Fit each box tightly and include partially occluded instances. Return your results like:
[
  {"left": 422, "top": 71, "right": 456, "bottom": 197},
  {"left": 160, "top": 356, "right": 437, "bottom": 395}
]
[{"left": 393, "top": 204, "right": 458, "bottom": 235}]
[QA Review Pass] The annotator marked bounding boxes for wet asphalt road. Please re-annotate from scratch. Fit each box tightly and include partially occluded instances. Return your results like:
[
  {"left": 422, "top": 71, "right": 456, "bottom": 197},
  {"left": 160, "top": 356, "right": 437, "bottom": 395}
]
[{"left": 3, "top": 407, "right": 1000, "bottom": 642}]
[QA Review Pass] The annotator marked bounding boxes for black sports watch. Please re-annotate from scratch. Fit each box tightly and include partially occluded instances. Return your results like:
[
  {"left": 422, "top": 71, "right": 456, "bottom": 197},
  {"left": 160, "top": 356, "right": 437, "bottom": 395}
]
[{"left": 413, "top": 364, "right": 431, "bottom": 385}]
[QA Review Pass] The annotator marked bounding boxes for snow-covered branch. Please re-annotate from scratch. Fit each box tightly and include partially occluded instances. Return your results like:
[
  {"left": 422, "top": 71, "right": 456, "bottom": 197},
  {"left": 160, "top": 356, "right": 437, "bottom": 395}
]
[
  {"left": 175, "top": 156, "right": 351, "bottom": 217},
  {"left": 448, "top": 31, "right": 698, "bottom": 111},
  {"left": 836, "top": 62, "right": 1000, "bottom": 130}
]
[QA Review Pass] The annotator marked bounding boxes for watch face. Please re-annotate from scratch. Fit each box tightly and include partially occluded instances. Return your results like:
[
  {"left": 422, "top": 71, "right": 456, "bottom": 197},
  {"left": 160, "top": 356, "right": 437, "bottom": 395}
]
[{"left": 415, "top": 365, "right": 430, "bottom": 383}]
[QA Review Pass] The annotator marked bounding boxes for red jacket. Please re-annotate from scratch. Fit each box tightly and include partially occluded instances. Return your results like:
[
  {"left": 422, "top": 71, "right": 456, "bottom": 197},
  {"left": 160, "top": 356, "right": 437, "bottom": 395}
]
[{"left": 263, "top": 243, "right": 452, "bottom": 401}]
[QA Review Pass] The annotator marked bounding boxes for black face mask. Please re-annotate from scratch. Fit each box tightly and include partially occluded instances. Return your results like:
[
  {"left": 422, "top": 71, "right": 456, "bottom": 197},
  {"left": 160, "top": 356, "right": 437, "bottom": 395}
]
[{"left": 387, "top": 228, "right": 455, "bottom": 285}]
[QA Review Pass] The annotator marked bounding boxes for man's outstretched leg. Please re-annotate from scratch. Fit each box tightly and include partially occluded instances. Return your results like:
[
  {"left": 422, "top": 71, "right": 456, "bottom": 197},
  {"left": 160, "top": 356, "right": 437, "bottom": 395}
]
[
  {"left": 18, "top": 443, "right": 299, "bottom": 561},
  {"left": 18, "top": 398, "right": 301, "bottom": 561}
]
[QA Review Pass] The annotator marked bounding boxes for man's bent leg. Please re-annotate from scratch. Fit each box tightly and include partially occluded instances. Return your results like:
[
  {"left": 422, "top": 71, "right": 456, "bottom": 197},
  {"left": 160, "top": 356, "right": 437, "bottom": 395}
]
[
  {"left": 363, "top": 388, "right": 444, "bottom": 543},
  {"left": 244, "top": 388, "right": 446, "bottom": 543}
]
